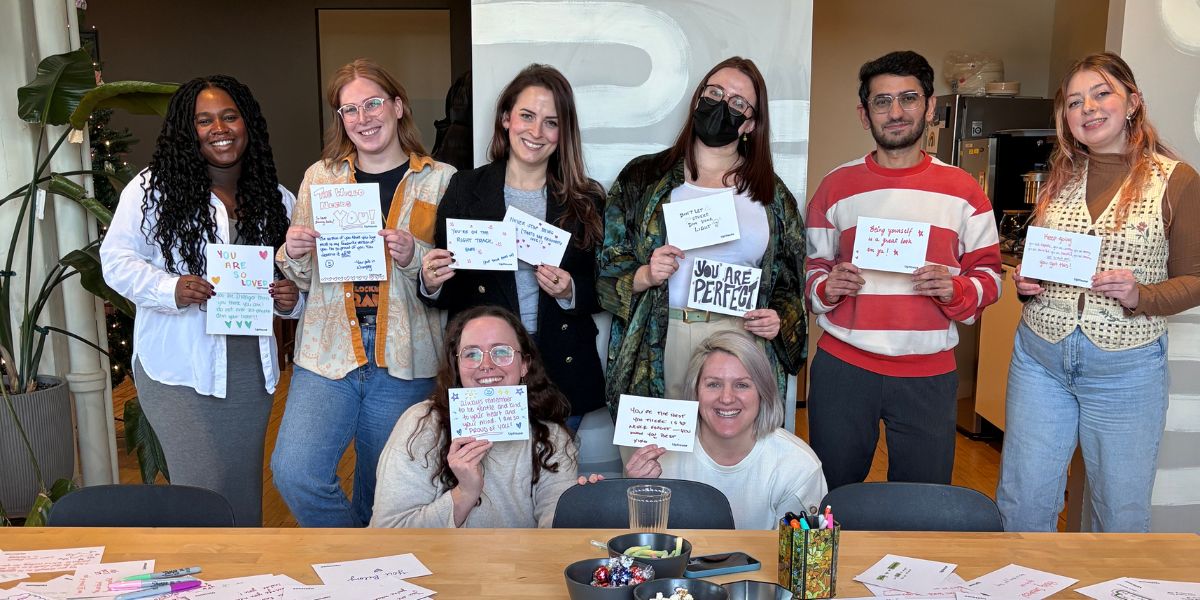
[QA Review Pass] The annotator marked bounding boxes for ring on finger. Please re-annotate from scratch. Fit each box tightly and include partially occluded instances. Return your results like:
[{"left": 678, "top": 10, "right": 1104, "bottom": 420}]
[{"left": 552, "top": 276, "right": 560, "bottom": 285}]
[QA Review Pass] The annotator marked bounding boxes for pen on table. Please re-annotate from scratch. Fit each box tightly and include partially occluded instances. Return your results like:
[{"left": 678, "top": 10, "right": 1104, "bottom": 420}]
[
  {"left": 122, "top": 567, "right": 201, "bottom": 581},
  {"left": 115, "top": 580, "right": 202, "bottom": 600},
  {"left": 109, "top": 578, "right": 197, "bottom": 591}
]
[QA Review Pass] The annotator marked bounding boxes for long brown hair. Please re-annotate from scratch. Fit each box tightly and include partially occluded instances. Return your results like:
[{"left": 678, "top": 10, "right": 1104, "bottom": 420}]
[
  {"left": 321, "top": 58, "right": 427, "bottom": 166},
  {"left": 489, "top": 64, "right": 604, "bottom": 249},
  {"left": 664, "top": 56, "right": 776, "bottom": 205},
  {"left": 407, "top": 305, "right": 572, "bottom": 491},
  {"left": 1033, "top": 52, "right": 1178, "bottom": 229}
]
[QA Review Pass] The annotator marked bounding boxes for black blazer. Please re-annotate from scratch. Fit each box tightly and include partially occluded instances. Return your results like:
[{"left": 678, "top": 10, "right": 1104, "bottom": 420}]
[{"left": 421, "top": 161, "right": 606, "bottom": 416}]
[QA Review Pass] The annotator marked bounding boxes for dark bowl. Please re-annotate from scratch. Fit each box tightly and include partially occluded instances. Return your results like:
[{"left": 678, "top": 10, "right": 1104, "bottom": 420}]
[
  {"left": 635, "top": 577, "right": 729, "bottom": 600},
  {"left": 607, "top": 532, "right": 693, "bottom": 578},
  {"left": 722, "top": 580, "right": 793, "bottom": 600},
  {"left": 565, "top": 557, "right": 655, "bottom": 600}
]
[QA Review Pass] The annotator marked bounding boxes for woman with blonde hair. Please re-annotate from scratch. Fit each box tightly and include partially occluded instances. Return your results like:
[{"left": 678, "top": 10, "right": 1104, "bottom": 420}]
[
  {"left": 272, "top": 59, "right": 456, "bottom": 527},
  {"left": 997, "top": 52, "right": 1200, "bottom": 532}
]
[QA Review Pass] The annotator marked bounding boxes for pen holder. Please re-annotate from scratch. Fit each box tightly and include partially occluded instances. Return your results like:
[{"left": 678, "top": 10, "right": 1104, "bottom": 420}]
[{"left": 777, "top": 516, "right": 839, "bottom": 599}]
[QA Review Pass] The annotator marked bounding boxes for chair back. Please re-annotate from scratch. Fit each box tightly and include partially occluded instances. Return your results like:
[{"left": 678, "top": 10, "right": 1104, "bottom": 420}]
[
  {"left": 820, "top": 482, "right": 1003, "bottom": 532},
  {"left": 47, "top": 484, "right": 237, "bottom": 527},
  {"left": 552, "top": 477, "right": 735, "bottom": 529}
]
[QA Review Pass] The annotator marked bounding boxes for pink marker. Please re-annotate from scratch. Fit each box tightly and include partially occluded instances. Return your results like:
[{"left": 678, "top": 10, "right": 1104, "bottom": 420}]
[
  {"left": 109, "top": 578, "right": 197, "bottom": 591},
  {"left": 825, "top": 504, "right": 834, "bottom": 529}
]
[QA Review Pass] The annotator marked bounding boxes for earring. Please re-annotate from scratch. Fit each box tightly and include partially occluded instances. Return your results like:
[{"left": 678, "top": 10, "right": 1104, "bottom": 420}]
[{"left": 742, "top": 133, "right": 748, "bottom": 142}]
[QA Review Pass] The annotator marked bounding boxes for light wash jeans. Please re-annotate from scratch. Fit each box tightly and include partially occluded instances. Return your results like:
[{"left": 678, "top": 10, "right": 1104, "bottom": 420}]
[
  {"left": 997, "top": 323, "right": 1168, "bottom": 532},
  {"left": 270, "top": 324, "right": 434, "bottom": 527}
]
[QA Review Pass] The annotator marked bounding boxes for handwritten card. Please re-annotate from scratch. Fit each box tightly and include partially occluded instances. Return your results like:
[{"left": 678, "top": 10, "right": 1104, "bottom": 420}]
[
  {"left": 1020, "top": 226, "right": 1101, "bottom": 288},
  {"left": 68, "top": 560, "right": 155, "bottom": 598},
  {"left": 448, "top": 385, "right": 530, "bottom": 442},
  {"left": 663, "top": 191, "right": 741, "bottom": 251},
  {"left": 1077, "top": 577, "right": 1200, "bottom": 600},
  {"left": 205, "top": 243, "right": 274, "bottom": 337},
  {"left": 0, "top": 590, "right": 52, "bottom": 600},
  {"left": 283, "top": 578, "right": 435, "bottom": 600},
  {"left": 311, "top": 184, "right": 387, "bottom": 283},
  {"left": 206, "top": 292, "right": 273, "bottom": 336},
  {"left": 864, "top": 573, "right": 968, "bottom": 598},
  {"left": 446, "top": 219, "right": 517, "bottom": 271},
  {"left": 503, "top": 206, "right": 570, "bottom": 267},
  {"left": 312, "top": 554, "right": 432, "bottom": 585},
  {"left": 963, "top": 564, "right": 1078, "bottom": 600},
  {"left": 612, "top": 395, "right": 699, "bottom": 452},
  {"left": 686, "top": 258, "right": 761, "bottom": 317},
  {"left": 0, "top": 572, "right": 29, "bottom": 584},
  {"left": 852, "top": 216, "right": 931, "bottom": 273},
  {"left": 0, "top": 547, "right": 104, "bottom": 574},
  {"left": 853, "top": 554, "right": 957, "bottom": 595}
]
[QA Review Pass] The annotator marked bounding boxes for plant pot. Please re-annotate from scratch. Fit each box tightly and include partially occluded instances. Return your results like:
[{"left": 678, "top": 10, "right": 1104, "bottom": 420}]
[{"left": 1, "top": 376, "right": 76, "bottom": 517}]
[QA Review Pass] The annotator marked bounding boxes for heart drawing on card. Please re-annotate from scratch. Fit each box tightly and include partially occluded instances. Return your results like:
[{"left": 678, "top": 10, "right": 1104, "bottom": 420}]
[
  {"left": 212, "top": 276, "right": 221, "bottom": 284},
  {"left": 259, "top": 250, "right": 269, "bottom": 259},
  {"left": 456, "top": 428, "right": 463, "bottom": 436}
]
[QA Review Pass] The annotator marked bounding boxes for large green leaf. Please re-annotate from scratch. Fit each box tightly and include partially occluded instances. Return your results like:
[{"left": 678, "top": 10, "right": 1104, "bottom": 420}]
[
  {"left": 22, "top": 493, "right": 53, "bottom": 527},
  {"left": 123, "top": 397, "right": 169, "bottom": 483},
  {"left": 16, "top": 49, "right": 96, "bottom": 126},
  {"left": 46, "top": 174, "right": 112, "bottom": 225},
  {"left": 68, "top": 81, "right": 178, "bottom": 130},
  {"left": 60, "top": 247, "right": 135, "bottom": 318}
]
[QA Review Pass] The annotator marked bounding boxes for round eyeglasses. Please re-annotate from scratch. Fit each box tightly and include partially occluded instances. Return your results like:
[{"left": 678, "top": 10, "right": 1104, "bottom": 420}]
[
  {"left": 867, "top": 92, "right": 925, "bottom": 114},
  {"left": 336, "top": 97, "right": 389, "bottom": 121},
  {"left": 457, "top": 345, "right": 519, "bottom": 367},
  {"left": 701, "top": 85, "right": 754, "bottom": 117}
]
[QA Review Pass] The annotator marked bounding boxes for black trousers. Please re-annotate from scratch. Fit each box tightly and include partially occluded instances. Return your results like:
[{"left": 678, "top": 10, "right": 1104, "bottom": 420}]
[{"left": 807, "top": 348, "right": 958, "bottom": 491}]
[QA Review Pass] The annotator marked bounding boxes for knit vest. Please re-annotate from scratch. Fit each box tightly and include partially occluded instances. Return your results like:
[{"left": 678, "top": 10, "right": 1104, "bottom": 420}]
[{"left": 1023, "top": 156, "right": 1177, "bottom": 350}]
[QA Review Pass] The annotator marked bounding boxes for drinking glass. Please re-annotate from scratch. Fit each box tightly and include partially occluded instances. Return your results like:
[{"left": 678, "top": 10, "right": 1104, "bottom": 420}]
[{"left": 627, "top": 484, "right": 671, "bottom": 531}]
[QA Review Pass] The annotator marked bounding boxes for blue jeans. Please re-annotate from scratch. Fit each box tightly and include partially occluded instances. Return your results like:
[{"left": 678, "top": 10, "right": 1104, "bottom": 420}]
[
  {"left": 997, "top": 323, "right": 1168, "bottom": 532},
  {"left": 270, "top": 325, "right": 433, "bottom": 527}
]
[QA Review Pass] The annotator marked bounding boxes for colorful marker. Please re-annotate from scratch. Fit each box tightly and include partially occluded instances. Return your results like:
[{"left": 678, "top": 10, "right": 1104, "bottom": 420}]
[
  {"left": 115, "top": 580, "right": 202, "bottom": 600},
  {"left": 825, "top": 505, "right": 834, "bottom": 529},
  {"left": 109, "top": 578, "right": 197, "bottom": 591},
  {"left": 122, "top": 567, "right": 201, "bottom": 581}
]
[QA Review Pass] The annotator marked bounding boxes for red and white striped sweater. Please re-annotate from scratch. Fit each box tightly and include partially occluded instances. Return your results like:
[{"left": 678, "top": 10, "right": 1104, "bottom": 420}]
[{"left": 805, "top": 152, "right": 1002, "bottom": 377}]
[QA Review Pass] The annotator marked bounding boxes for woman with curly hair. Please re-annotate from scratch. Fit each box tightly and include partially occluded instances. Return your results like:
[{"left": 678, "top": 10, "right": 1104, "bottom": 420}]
[
  {"left": 370, "top": 305, "right": 578, "bottom": 528},
  {"left": 100, "top": 75, "right": 298, "bottom": 526},
  {"left": 272, "top": 59, "right": 456, "bottom": 527}
]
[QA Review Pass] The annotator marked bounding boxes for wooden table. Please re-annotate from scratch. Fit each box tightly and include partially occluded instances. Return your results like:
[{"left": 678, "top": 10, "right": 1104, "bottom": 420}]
[{"left": 2, "top": 528, "right": 1198, "bottom": 597}]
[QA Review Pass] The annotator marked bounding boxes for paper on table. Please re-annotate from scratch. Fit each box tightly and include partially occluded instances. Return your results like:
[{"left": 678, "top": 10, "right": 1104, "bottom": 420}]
[
  {"left": 864, "top": 573, "right": 968, "bottom": 598},
  {"left": 1020, "top": 226, "right": 1102, "bottom": 288},
  {"left": 311, "top": 183, "right": 387, "bottom": 284},
  {"left": 161, "top": 574, "right": 304, "bottom": 600},
  {"left": 503, "top": 206, "right": 570, "bottom": 267},
  {"left": 851, "top": 217, "right": 931, "bottom": 274},
  {"left": 685, "top": 258, "right": 761, "bottom": 317},
  {"left": 953, "top": 592, "right": 987, "bottom": 600},
  {"left": 663, "top": 190, "right": 740, "bottom": 251},
  {"left": 448, "top": 385, "right": 530, "bottom": 442},
  {"left": 1076, "top": 577, "right": 1200, "bottom": 600},
  {"left": 64, "top": 560, "right": 155, "bottom": 598},
  {"left": 853, "top": 554, "right": 957, "bottom": 595},
  {"left": 0, "top": 590, "right": 53, "bottom": 600},
  {"left": 0, "top": 547, "right": 104, "bottom": 574},
  {"left": 283, "top": 577, "right": 434, "bottom": 600},
  {"left": 312, "top": 554, "right": 432, "bottom": 585},
  {"left": 612, "top": 395, "right": 699, "bottom": 452},
  {"left": 446, "top": 219, "right": 517, "bottom": 271},
  {"left": 962, "top": 563, "right": 1078, "bottom": 600},
  {"left": 0, "top": 572, "right": 30, "bottom": 584}
]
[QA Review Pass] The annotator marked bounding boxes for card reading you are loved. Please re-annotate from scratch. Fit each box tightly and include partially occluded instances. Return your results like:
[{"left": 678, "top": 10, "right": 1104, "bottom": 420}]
[
  {"left": 205, "top": 243, "right": 274, "bottom": 336},
  {"left": 448, "top": 385, "right": 530, "bottom": 441}
]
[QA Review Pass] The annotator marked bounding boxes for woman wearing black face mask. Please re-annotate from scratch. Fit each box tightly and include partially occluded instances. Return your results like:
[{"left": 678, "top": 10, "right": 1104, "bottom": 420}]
[{"left": 597, "top": 56, "right": 807, "bottom": 420}]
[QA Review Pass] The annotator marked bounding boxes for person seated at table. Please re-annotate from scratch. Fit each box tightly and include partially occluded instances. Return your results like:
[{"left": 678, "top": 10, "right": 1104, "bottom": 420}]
[
  {"left": 370, "top": 305, "right": 580, "bottom": 528},
  {"left": 623, "top": 330, "right": 827, "bottom": 529}
]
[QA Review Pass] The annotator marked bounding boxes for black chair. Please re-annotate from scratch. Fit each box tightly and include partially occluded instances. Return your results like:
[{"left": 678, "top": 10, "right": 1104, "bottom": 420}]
[
  {"left": 552, "top": 478, "right": 735, "bottom": 529},
  {"left": 47, "top": 484, "right": 236, "bottom": 527},
  {"left": 819, "top": 482, "right": 1003, "bottom": 532}
]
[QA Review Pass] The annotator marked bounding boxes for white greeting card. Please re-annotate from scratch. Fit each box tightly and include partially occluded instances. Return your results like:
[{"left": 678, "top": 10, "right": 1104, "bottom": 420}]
[
  {"left": 852, "top": 217, "right": 931, "bottom": 273},
  {"left": 853, "top": 554, "right": 957, "bottom": 595},
  {"left": 311, "top": 184, "right": 387, "bottom": 283},
  {"left": 446, "top": 219, "right": 517, "bottom": 271},
  {"left": 663, "top": 190, "right": 741, "bottom": 251},
  {"left": 312, "top": 554, "right": 432, "bottom": 585},
  {"left": 503, "top": 206, "right": 570, "bottom": 267},
  {"left": 1020, "top": 226, "right": 1102, "bottom": 288},
  {"left": 686, "top": 258, "right": 761, "bottom": 317},
  {"left": 0, "top": 547, "right": 104, "bottom": 574},
  {"left": 962, "top": 564, "right": 1077, "bottom": 600},
  {"left": 448, "top": 385, "right": 530, "bottom": 442},
  {"left": 205, "top": 243, "right": 275, "bottom": 336},
  {"left": 612, "top": 395, "right": 699, "bottom": 452}
]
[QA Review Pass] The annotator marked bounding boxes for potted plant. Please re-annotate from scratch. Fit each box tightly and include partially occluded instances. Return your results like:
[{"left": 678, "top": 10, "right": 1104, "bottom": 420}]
[{"left": 0, "top": 48, "right": 176, "bottom": 524}]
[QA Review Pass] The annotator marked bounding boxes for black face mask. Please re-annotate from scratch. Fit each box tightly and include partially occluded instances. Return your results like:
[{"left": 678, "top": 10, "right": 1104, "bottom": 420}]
[{"left": 691, "top": 97, "right": 747, "bottom": 148}]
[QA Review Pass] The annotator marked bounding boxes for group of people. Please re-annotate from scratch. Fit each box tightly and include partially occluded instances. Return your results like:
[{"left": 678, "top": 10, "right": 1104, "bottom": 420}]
[{"left": 99, "top": 46, "right": 1197, "bottom": 534}]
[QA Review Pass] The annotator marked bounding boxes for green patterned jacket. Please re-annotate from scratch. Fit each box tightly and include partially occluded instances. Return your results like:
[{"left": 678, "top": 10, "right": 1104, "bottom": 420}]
[{"left": 596, "top": 150, "right": 808, "bottom": 417}]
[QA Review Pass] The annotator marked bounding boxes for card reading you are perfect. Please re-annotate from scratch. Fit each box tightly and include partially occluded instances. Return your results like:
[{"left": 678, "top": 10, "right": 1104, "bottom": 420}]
[
  {"left": 205, "top": 243, "right": 274, "bottom": 336},
  {"left": 612, "top": 395, "right": 699, "bottom": 452},
  {"left": 311, "top": 183, "right": 387, "bottom": 283},
  {"left": 686, "top": 257, "right": 762, "bottom": 317},
  {"left": 663, "top": 190, "right": 741, "bottom": 251},
  {"left": 448, "top": 385, "right": 530, "bottom": 441},
  {"left": 851, "top": 216, "right": 931, "bottom": 273},
  {"left": 446, "top": 218, "right": 518, "bottom": 271}
]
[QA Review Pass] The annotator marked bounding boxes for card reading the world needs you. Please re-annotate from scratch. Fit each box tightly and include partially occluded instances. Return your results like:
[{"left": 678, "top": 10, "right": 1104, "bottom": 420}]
[
  {"left": 613, "top": 395, "right": 699, "bottom": 452},
  {"left": 448, "top": 385, "right": 530, "bottom": 442},
  {"left": 686, "top": 257, "right": 762, "bottom": 317},
  {"left": 663, "top": 190, "right": 741, "bottom": 250},
  {"left": 205, "top": 243, "right": 274, "bottom": 336},
  {"left": 502, "top": 206, "right": 570, "bottom": 267},
  {"left": 1020, "top": 226, "right": 1102, "bottom": 288},
  {"left": 446, "top": 218, "right": 518, "bottom": 271},
  {"left": 852, "top": 216, "right": 931, "bottom": 273},
  {"left": 311, "top": 183, "right": 387, "bottom": 283}
]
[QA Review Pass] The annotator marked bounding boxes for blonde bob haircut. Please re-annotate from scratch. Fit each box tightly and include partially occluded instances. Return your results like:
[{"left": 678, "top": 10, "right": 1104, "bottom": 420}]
[{"left": 681, "top": 330, "right": 783, "bottom": 439}]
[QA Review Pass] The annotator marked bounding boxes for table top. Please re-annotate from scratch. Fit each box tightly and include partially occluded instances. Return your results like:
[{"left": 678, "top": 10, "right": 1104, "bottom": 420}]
[{"left": 2, "top": 528, "right": 1198, "bottom": 598}]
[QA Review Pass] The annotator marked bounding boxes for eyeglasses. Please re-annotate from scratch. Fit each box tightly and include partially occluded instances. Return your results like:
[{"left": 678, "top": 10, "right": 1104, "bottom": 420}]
[
  {"left": 335, "top": 97, "right": 389, "bottom": 121},
  {"left": 701, "top": 85, "right": 754, "bottom": 117},
  {"left": 457, "top": 345, "right": 520, "bottom": 367},
  {"left": 867, "top": 92, "right": 925, "bottom": 114}
]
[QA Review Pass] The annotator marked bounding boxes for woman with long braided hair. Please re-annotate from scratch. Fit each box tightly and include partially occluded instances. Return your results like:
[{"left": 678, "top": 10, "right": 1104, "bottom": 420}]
[{"left": 101, "top": 75, "right": 298, "bottom": 526}]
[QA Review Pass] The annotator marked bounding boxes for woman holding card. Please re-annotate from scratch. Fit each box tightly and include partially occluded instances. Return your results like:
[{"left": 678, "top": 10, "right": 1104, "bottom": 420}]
[
  {"left": 623, "top": 330, "right": 826, "bottom": 529},
  {"left": 597, "top": 57, "right": 806, "bottom": 415},
  {"left": 418, "top": 64, "right": 606, "bottom": 428},
  {"left": 370, "top": 305, "right": 578, "bottom": 528},
  {"left": 997, "top": 52, "right": 1200, "bottom": 532},
  {"left": 272, "top": 59, "right": 456, "bottom": 527},
  {"left": 100, "top": 75, "right": 297, "bottom": 526}
]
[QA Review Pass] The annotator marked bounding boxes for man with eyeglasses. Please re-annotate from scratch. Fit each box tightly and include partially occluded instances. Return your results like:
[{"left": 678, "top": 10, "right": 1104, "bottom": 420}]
[{"left": 804, "top": 51, "right": 1002, "bottom": 490}]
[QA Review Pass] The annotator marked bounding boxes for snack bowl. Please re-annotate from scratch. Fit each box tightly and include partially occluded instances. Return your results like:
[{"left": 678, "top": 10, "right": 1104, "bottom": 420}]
[
  {"left": 566, "top": 556, "right": 656, "bottom": 600},
  {"left": 608, "top": 532, "right": 693, "bottom": 578},
  {"left": 722, "top": 579, "right": 793, "bottom": 600},
  {"left": 634, "top": 577, "right": 729, "bottom": 600}
]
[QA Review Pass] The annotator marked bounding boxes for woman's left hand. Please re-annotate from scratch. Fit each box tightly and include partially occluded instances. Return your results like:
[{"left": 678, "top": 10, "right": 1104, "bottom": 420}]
[
  {"left": 271, "top": 279, "right": 299, "bottom": 312},
  {"left": 536, "top": 264, "right": 572, "bottom": 299},
  {"left": 380, "top": 228, "right": 416, "bottom": 267},
  {"left": 1092, "top": 269, "right": 1140, "bottom": 309},
  {"left": 576, "top": 473, "right": 605, "bottom": 485},
  {"left": 743, "top": 308, "right": 780, "bottom": 340}
]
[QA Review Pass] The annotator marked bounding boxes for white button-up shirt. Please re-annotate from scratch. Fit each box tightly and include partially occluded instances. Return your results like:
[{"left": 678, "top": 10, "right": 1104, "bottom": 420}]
[{"left": 100, "top": 169, "right": 299, "bottom": 398}]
